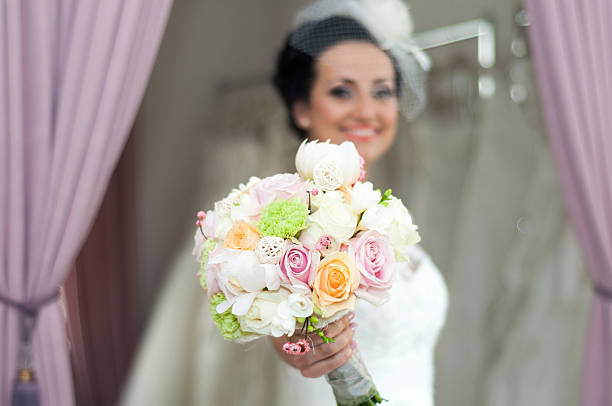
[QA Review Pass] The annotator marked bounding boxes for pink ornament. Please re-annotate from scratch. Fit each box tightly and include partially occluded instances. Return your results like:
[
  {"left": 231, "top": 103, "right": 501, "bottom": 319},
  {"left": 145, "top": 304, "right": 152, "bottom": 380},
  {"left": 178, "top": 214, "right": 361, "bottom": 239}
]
[
  {"left": 282, "top": 342, "right": 302, "bottom": 355},
  {"left": 311, "top": 188, "right": 319, "bottom": 196},
  {"left": 282, "top": 339, "right": 311, "bottom": 355},
  {"left": 197, "top": 211, "right": 206, "bottom": 220},
  {"left": 319, "top": 235, "right": 332, "bottom": 248}
]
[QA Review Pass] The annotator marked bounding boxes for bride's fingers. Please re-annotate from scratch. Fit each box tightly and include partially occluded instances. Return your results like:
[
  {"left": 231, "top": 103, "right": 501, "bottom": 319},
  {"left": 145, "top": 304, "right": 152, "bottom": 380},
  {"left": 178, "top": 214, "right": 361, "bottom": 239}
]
[
  {"left": 309, "top": 323, "right": 354, "bottom": 359},
  {"left": 293, "top": 323, "right": 354, "bottom": 372},
  {"left": 300, "top": 340, "right": 356, "bottom": 378},
  {"left": 308, "top": 312, "right": 354, "bottom": 348}
]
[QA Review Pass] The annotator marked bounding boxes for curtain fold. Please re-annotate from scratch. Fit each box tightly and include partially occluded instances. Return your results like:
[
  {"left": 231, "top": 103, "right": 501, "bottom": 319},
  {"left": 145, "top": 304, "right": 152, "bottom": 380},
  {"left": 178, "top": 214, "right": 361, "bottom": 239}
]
[
  {"left": 64, "top": 134, "right": 137, "bottom": 406},
  {"left": 524, "top": 1, "right": 612, "bottom": 405},
  {"left": 0, "top": 1, "right": 172, "bottom": 405}
]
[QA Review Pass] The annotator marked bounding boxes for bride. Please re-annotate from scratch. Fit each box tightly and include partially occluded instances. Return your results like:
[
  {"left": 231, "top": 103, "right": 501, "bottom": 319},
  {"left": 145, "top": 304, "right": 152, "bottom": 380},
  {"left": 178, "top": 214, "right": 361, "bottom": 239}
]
[
  {"left": 121, "top": 1, "right": 447, "bottom": 405},
  {"left": 269, "top": 1, "right": 447, "bottom": 404}
]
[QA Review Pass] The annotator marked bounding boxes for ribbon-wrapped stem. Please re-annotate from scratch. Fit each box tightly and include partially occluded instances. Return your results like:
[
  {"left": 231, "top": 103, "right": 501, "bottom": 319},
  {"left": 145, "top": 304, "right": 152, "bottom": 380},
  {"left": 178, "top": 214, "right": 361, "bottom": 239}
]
[{"left": 325, "top": 349, "right": 384, "bottom": 406}]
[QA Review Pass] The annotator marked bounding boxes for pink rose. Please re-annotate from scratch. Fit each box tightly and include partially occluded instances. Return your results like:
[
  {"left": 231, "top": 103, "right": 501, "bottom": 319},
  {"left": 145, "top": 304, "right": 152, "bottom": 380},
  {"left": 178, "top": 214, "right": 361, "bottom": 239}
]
[
  {"left": 280, "top": 244, "right": 319, "bottom": 288},
  {"left": 202, "top": 209, "right": 218, "bottom": 238},
  {"left": 250, "top": 173, "right": 308, "bottom": 210},
  {"left": 348, "top": 230, "right": 395, "bottom": 305},
  {"left": 205, "top": 245, "right": 223, "bottom": 297}
]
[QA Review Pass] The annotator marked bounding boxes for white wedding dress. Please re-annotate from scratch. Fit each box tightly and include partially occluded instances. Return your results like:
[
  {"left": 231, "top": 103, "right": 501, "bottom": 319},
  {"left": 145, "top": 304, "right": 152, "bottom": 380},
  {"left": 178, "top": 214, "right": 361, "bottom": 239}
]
[
  {"left": 284, "top": 245, "right": 448, "bottom": 406},
  {"left": 120, "top": 85, "right": 448, "bottom": 406}
]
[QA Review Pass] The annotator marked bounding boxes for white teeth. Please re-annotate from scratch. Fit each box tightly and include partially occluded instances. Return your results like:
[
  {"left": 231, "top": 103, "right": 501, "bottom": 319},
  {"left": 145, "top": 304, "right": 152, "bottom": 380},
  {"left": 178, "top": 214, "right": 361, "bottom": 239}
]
[{"left": 348, "top": 129, "right": 376, "bottom": 137}]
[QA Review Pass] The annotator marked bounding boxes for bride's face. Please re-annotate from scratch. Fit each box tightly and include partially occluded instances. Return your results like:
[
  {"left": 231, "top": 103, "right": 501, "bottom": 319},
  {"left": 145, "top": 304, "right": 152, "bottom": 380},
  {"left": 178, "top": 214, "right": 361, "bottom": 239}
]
[{"left": 293, "top": 41, "right": 399, "bottom": 167}]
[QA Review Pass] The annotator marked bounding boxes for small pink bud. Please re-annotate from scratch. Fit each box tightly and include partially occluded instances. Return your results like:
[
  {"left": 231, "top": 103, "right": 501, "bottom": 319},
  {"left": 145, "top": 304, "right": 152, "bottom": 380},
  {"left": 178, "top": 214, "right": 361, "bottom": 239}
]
[
  {"left": 311, "top": 188, "right": 319, "bottom": 196},
  {"left": 358, "top": 169, "right": 366, "bottom": 182},
  {"left": 197, "top": 211, "right": 206, "bottom": 220},
  {"left": 297, "top": 338, "right": 311, "bottom": 354}
]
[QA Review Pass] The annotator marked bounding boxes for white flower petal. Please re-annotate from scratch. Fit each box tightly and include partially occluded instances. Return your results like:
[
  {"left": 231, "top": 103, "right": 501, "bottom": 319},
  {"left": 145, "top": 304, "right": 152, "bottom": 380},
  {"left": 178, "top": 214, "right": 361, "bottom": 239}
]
[{"left": 231, "top": 292, "right": 258, "bottom": 316}]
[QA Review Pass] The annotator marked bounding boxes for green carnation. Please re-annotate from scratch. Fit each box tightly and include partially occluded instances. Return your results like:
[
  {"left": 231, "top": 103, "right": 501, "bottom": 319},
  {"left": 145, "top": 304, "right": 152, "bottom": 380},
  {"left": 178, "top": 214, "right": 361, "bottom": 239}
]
[
  {"left": 258, "top": 199, "right": 309, "bottom": 238},
  {"left": 199, "top": 239, "right": 217, "bottom": 290},
  {"left": 209, "top": 293, "right": 249, "bottom": 341}
]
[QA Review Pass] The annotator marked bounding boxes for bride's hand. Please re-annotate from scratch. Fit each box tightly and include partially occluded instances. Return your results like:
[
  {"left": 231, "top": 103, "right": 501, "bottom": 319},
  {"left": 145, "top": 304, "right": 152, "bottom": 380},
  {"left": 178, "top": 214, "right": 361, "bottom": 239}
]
[{"left": 270, "top": 312, "right": 357, "bottom": 378}]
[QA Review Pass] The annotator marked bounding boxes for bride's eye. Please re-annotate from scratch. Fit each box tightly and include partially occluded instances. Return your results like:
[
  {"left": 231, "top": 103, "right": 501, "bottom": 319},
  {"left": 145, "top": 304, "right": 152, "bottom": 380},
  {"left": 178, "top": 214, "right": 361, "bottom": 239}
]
[
  {"left": 329, "top": 86, "right": 352, "bottom": 99},
  {"left": 373, "top": 86, "right": 396, "bottom": 99}
]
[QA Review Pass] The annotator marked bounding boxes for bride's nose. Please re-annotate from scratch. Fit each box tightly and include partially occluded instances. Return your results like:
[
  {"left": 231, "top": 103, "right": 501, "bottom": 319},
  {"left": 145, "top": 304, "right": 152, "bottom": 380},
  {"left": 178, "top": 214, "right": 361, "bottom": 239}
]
[{"left": 353, "top": 93, "right": 376, "bottom": 121}]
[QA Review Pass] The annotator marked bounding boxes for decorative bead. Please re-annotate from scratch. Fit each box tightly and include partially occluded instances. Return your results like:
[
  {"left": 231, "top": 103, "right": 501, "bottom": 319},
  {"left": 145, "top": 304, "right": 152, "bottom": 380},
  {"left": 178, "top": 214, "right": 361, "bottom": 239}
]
[{"left": 255, "top": 236, "right": 285, "bottom": 264}]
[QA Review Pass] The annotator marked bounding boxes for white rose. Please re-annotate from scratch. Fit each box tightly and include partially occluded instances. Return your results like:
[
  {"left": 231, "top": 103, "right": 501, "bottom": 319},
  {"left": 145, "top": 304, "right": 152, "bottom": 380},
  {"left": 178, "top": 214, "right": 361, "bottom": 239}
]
[
  {"left": 309, "top": 191, "right": 358, "bottom": 242},
  {"left": 278, "top": 293, "right": 314, "bottom": 318},
  {"left": 230, "top": 192, "right": 259, "bottom": 223},
  {"left": 349, "top": 181, "right": 381, "bottom": 214},
  {"left": 214, "top": 216, "right": 233, "bottom": 240},
  {"left": 238, "top": 289, "right": 296, "bottom": 337},
  {"left": 208, "top": 250, "right": 282, "bottom": 315},
  {"left": 295, "top": 140, "right": 361, "bottom": 187},
  {"left": 358, "top": 196, "right": 420, "bottom": 260}
]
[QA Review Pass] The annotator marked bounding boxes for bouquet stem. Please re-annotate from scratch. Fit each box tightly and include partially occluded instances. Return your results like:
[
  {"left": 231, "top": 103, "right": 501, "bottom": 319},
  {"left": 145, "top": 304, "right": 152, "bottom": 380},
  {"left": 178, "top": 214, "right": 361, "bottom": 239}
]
[{"left": 325, "top": 349, "right": 384, "bottom": 406}]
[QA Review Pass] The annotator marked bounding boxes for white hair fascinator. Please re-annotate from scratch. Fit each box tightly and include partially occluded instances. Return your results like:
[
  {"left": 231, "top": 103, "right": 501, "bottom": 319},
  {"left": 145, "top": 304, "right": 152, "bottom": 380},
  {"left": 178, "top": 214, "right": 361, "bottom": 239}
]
[{"left": 292, "top": 0, "right": 429, "bottom": 119}]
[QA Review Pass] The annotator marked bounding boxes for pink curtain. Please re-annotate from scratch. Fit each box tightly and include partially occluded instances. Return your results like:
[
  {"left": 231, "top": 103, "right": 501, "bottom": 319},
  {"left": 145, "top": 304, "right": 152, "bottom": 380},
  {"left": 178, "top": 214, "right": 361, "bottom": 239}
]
[
  {"left": 0, "top": 1, "right": 172, "bottom": 405},
  {"left": 524, "top": 1, "right": 612, "bottom": 405},
  {"left": 64, "top": 134, "right": 138, "bottom": 406}
]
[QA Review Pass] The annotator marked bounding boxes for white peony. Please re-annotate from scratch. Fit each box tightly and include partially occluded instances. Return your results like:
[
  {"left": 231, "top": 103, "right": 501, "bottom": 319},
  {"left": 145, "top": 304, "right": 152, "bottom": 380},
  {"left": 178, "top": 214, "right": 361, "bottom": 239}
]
[
  {"left": 208, "top": 250, "right": 282, "bottom": 315},
  {"left": 295, "top": 140, "right": 361, "bottom": 188},
  {"left": 313, "top": 159, "right": 343, "bottom": 191},
  {"left": 309, "top": 191, "right": 358, "bottom": 242},
  {"left": 358, "top": 196, "right": 420, "bottom": 260},
  {"left": 349, "top": 181, "right": 382, "bottom": 214},
  {"left": 238, "top": 289, "right": 296, "bottom": 337}
]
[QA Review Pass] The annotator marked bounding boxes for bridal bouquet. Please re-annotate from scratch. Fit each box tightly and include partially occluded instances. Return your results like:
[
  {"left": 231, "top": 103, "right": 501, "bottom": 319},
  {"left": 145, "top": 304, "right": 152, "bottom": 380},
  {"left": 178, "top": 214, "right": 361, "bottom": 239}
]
[{"left": 193, "top": 140, "right": 420, "bottom": 406}]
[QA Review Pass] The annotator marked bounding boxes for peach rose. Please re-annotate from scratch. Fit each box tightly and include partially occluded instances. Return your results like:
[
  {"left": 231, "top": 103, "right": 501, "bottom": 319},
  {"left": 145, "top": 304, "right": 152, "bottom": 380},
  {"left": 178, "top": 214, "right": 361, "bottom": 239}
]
[
  {"left": 223, "top": 221, "right": 261, "bottom": 250},
  {"left": 312, "top": 252, "right": 360, "bottom": 317}
]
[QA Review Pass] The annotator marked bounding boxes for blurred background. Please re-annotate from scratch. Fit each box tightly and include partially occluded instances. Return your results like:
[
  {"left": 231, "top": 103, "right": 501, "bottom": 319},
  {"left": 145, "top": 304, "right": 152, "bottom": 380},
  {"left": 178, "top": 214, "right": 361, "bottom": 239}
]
[{"left": 75, "top": 0, "right": 591, "bottom": 405}]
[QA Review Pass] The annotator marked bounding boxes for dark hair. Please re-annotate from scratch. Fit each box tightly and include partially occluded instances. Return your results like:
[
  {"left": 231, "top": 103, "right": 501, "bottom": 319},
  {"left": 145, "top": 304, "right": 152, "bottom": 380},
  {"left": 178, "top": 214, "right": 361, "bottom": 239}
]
[{"left": 273, "top": 15, "right": 402, "bottom": 138}]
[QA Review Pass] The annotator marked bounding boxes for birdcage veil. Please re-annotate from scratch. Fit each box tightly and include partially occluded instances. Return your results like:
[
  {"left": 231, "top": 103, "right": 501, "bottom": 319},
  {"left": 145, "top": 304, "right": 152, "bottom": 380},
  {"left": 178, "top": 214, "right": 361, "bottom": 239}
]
[{"left": 289, "top": 0, "right": 429, "bottom": 120}]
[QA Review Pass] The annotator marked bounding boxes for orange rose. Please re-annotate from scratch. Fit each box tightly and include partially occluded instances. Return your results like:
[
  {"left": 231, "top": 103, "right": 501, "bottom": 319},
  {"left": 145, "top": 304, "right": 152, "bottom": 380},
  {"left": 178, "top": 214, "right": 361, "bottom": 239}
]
[
  {"left": 312, "top": 252, "right": 360, "bottom": 318},
  {"left": 223, "top": 221, "right": 261, "bottom": 250}
]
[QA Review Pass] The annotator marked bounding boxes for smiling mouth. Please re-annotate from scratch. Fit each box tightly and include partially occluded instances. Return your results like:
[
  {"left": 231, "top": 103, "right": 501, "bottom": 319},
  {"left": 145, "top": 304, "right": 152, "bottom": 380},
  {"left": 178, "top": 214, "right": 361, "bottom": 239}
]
[{"left": 343, "top": 127, "right": 380, "bottom": 141}]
